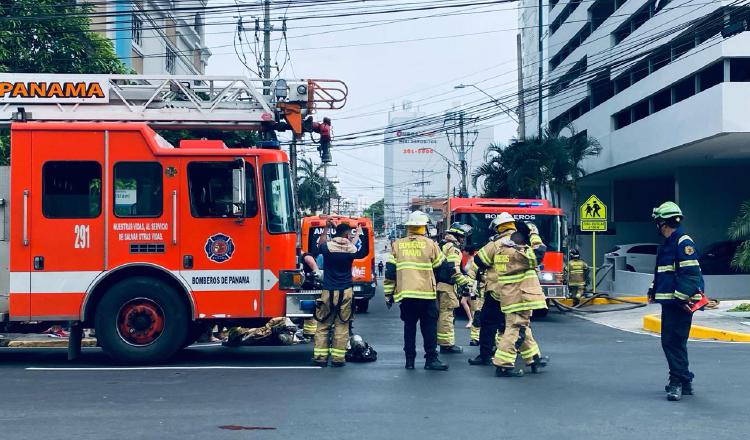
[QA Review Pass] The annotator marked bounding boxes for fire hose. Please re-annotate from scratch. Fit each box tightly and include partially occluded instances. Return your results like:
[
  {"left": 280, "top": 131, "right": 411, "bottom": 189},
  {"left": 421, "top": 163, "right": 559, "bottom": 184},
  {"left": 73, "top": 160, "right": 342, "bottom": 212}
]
[{"left": 550, "top": 292, "right": 648, "bottom": 314}]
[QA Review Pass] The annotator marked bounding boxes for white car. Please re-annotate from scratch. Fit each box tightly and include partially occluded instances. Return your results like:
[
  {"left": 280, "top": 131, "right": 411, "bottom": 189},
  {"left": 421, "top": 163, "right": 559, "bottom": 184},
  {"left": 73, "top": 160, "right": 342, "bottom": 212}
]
[{"left": 605, "top": 243, "right": 659, "bottom": 273}]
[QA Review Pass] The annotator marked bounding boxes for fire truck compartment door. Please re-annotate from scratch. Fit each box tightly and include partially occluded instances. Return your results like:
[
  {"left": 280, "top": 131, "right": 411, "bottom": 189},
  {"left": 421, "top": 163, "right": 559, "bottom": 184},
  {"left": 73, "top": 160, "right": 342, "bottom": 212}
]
[{"left": 29, "top": 130, "right": 105, "bottom": 320}]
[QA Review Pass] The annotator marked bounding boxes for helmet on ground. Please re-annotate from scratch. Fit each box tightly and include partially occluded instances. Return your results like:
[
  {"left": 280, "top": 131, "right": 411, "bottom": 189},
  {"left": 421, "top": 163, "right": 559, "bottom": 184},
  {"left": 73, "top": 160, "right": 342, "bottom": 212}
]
[
  {"left": 447, "top": 222, "right": 473, "bottom": 238},
  {"left": 489, "top": 212, "right": 515, "bottom": 231},
  {"left": 405, "top": 210, "right": 429, "bottom": 226},
  {"left": 652, "top": 201, "right": 683, "bottom": 220},
  {"left": 569, "top": 249, "right": 580, "bottom": 258}
]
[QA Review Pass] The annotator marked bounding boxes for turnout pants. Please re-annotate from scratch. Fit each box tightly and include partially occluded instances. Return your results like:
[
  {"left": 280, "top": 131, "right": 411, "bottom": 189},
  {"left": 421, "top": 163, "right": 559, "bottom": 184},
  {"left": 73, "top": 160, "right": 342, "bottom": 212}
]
[
  {"left": 437, "top": 290, "right": 459, "bottom": 347},
  {"left": 469, "top": 296, "right": 483, "bottom": 342},
  {"left": 400, "top": 298, "right": 439, "bottom": 360},
  {"left": 478, "top": 294, "right": 506, "bottom": 360},
  {"left": 303, "top": 318, "right": 317, "bottom": 337},
  {"left": 313, "top": 289, "right": 354, "bottom": 363},
  {"left": 661, "top": 302, "right": 694, "bottom": 384},
  {"left": 493, "top": 310, "right": 541, "bottom": 368}
]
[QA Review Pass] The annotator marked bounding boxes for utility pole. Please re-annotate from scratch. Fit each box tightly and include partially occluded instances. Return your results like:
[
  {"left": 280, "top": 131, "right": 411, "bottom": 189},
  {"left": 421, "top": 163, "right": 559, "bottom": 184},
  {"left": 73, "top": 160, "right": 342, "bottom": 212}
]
[
  {"left": 446, "top": 166, "right": 451, "bottom": 200},
  {"left": 458, "top": 112, "right": 467, "bottom": 197},
  {"left": 537, "top": 0, "right": 543, "bottom": 138},
  {"left": 517, "top": 33, "right": 526, "bottom": 140},
  {"left": 262, "top": 0, "right": 271, "bottom": 96},
  {"left": 412, "top": 169, "right": 433, "bottom": 209}
]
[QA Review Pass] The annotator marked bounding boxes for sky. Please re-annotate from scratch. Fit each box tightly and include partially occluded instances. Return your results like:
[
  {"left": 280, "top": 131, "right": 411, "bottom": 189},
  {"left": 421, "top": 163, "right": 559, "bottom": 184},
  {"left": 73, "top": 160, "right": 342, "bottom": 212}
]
[{"left": 205, "top": 1, "right": 523, "bottom": 208}]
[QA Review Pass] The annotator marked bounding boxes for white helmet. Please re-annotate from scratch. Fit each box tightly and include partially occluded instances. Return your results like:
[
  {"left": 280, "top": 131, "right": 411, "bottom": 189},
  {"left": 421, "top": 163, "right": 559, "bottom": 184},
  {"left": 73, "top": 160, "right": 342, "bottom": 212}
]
[
  {"left": 405, "top": 210, "right": 429, "bottom": 226},
  {"left": 489, "top": 212, "right": 515, "bottom": 231}
]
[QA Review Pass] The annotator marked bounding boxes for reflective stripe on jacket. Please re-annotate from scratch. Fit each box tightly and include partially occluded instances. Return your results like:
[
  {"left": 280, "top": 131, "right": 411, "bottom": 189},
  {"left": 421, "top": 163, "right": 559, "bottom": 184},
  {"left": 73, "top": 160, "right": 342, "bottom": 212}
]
[
  {"left": 437, "top": 238, "right": 470, "bottom": 293},
  {"left": 383, "top": 234, "right": 445, "bottom": 302},
  {"left": 652, "top": 228, "right": 705, "bottom": 304},
  {"left": 568, "top": 259, "right": 588, "bottom": 286}
]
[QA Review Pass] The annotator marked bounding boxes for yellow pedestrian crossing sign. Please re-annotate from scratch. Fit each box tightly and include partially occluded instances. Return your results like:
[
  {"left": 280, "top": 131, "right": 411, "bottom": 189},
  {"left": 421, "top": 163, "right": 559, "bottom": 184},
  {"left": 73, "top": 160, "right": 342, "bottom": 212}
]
[{"left": 580, "top": 195, "right": 607, "bottom": 232}]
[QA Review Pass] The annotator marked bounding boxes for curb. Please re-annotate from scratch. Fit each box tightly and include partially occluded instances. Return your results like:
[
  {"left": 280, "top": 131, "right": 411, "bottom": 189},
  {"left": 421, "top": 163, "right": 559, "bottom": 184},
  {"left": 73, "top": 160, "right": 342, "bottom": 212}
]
[
  {"left": 5, "top": 338, "right": 98, "bottom": 348},
  {"left": 642, "top": 314, "right": 750, "bottom": 342},
  {"left": 558, "top": 296, "right": 648, "bottom": 307}
]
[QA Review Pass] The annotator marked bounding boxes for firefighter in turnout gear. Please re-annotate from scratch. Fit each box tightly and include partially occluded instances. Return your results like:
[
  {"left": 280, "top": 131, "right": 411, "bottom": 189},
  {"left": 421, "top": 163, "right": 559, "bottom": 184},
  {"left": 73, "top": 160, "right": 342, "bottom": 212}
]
[
  {"left": 468, "top": 221, "right": 550, "bottom": 377},
  {"left": 466, "top": 212, "right": 516, "bottom": 366},
  {"left": 567, "top": 249, "right": 590, "bottom": 305},
  {"left": 384, "top": 211, "right": 454, "bottom": 371},
  {"left": 437, "top": 222, "right": 474, "bottom": 354},
  {"left": 650, "top": 201, "right": 705, "bottom": 401},
  {"left": 313, "top": 221, "right": 367, "bottom": 367}
]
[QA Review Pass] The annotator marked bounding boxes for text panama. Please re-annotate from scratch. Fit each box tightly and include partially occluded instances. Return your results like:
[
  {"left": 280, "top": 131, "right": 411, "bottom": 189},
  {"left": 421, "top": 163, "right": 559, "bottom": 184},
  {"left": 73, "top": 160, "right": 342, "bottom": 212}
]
[
  {"left": 191, "top": 275, "right": 251, "bottom": 285},
  {"left": 0, "top": 81, "right": 105, "bottom": 99}
]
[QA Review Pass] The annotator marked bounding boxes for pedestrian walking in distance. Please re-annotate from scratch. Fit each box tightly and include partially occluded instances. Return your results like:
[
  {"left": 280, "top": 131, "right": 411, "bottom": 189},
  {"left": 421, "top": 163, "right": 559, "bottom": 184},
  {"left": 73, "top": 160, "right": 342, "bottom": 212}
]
[
  {"left": 650, "top": 202, "right": 705, "bottom": 401},
  {"left": 384, "top": 210, "right": 455, "bottom": 371},
  {"left": 313, "top": 220, "right": 367, "bottom": 367}
]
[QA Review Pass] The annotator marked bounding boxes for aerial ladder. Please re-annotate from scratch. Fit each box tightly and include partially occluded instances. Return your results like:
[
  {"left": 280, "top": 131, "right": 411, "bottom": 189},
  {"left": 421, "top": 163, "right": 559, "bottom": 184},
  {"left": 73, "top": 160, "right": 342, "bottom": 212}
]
[{"left": 0, "top": 73, "right": 347, "bottom": 137}]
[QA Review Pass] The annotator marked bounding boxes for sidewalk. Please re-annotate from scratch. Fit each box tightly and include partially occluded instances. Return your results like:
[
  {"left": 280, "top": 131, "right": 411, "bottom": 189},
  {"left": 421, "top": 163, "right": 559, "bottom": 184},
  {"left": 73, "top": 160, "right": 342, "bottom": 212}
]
[
  {"left": 0, "top": 333, "right": 97, "bottom": 348},
  {"left": 569, "top": 299, "right": 750, "bottom": 342}
]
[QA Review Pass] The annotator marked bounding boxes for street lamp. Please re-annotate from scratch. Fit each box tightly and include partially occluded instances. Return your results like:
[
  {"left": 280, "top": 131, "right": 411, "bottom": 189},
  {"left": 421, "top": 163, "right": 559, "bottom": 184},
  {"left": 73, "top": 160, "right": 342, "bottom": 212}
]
[{"left": 454, "top": 83, "right": 518, "bottom": 123}]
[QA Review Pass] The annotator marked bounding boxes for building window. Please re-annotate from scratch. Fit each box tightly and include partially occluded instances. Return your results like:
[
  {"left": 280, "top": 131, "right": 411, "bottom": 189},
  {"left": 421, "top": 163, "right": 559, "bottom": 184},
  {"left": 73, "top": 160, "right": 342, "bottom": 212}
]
[
  {"left": 165, "top": 46, "right": 176, "bottom": 74},
  {"left": 131, "top": 14, "right": 143, "bottom": 45},
  {"left": 673, "top": 76, "right": 695, "bottom": 103},
  {"left": 612, "top": 0, "right": 656, "bottom": 45},
  {"left": 652, "top": 88, "right": 672, "bottom": 112},
  {"left": 698, "top": 60, "right": 724, "bottom": 92},
  {"left": 43, "top": 161, "right": 102, "bottom": 219},
  {"left": 550, "top": 0, "right": 582, "bottom": 35},
  {"left": 632, "top": 99, "right": 649, "bottom": 122},
  {"left": 114, "top": 162, "right": 163, "bottom": 218},
  {"left": 730, "top": 58, "right": 750, "bottom": 82},
  {"left": 613, "top": 108, "right": 631, "bottom": 130},
  {"left": 550, "top": 56, "right": 587, "bottom": 96}
]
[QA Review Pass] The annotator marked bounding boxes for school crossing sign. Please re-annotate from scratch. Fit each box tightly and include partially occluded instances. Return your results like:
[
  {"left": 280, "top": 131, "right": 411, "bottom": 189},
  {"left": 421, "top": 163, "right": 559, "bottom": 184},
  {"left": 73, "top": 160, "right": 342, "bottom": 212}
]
[{"left": 580, "top": 195, "right": 607, "bottom": 232}]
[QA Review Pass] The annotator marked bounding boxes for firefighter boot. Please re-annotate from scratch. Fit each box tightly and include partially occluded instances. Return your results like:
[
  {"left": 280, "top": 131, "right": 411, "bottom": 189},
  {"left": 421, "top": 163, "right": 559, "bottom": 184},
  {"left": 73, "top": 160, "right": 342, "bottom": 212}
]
[
  {"left": 405, "top": 356, "right": 416, "bottom": 370},
  {"left": 440, "top": 345, "right": 464, "bottom": 354},
  {"left": 495, "top": 366, "right": 524, "bottom": 377},
  {"left": 666, "top": 381, "right": 683, "bottom": 401},
  {"left": 468, "top": 355, "right": 492, "bottom": 366},
  {"left": 529, "top": 355, "right": 550, "bottom": 374},
  {"left": 665, "top": 380, "right": 693, "bottom": 395},
  {"left": 424, "top": 356, "right": 449, "bottom": 371}
]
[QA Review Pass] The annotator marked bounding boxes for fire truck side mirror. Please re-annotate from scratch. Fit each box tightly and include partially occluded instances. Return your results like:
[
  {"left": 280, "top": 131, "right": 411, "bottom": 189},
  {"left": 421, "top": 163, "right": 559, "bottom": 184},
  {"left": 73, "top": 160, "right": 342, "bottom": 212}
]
[{"left": 232, "top": 164, "right": 246, "bottom": 217}]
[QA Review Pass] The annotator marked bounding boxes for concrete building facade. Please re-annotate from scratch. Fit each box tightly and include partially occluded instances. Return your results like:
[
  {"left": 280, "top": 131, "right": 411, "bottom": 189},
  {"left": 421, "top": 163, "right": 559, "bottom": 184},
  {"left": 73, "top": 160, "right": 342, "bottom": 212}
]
[
  {"left": 89, "top": 0, "right": 211, "bottom": 74},
  {"left": 383, "top": 107, "right": 494, "bottom": 233},
  {"left": 520, "top": 0, "right": 750, "bottom": 294}
]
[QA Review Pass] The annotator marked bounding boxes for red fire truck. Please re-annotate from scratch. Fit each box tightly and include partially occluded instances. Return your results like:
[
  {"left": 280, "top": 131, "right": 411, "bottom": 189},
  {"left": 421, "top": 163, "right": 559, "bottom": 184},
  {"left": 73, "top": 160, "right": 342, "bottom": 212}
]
[
  {"left": 448, "top": 198, "right": 569, "bottom": 311},
  {"left": 0, "top": 73, "right": 347, "bottom": 363}
]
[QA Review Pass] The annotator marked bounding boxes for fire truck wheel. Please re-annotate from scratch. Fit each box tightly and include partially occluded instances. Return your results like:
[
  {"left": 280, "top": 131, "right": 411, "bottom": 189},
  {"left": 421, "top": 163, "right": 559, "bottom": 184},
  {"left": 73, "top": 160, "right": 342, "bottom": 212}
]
[
  {"left": 355, "top": 299, "right": 369, "bottom": 313},
  {"left": 95, "top": 277, "right": 189, "bottom": 364}
]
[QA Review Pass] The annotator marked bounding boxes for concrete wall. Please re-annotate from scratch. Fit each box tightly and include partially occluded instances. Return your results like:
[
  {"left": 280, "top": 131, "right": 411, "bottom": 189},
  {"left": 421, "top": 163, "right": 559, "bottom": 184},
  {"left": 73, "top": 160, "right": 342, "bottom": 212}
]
[{"left": 676, "top": 166, "right": 750, "bottom": 246}]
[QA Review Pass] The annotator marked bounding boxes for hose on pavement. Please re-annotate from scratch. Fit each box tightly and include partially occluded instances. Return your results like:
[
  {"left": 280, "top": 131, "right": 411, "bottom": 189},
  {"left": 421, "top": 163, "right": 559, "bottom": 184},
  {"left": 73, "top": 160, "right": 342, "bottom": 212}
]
[{"left": 551, "top": 293, "right": 648, "bottom": 314}]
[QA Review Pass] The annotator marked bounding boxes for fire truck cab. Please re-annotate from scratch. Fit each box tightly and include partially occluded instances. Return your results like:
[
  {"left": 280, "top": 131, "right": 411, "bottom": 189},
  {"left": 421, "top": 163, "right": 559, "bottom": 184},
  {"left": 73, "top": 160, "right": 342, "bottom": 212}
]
[
  {"left": 300, "top": 215, "right": 376, "bottom": 313},
  {"left": 449, "top": 198, "right": 569, "bottom": 304}
]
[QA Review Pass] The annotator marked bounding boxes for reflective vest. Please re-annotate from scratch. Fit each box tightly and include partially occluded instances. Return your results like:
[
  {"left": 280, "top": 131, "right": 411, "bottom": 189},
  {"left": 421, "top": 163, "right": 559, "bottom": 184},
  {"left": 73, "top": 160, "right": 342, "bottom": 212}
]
[
  {"left": 383, "top": 234, "right": 445, "bottom": 302},
  {"left": 437, "top": 238, "right": 471, "bottom": 294},
  {"left": 653, "top": 228, "right": 704, "bottom": 303},
  {"left": 568, "top": 259, "right": 588, "bottom": 287},
  {"left": 469, "top": 236, "right": 547, "bottom": 313}
]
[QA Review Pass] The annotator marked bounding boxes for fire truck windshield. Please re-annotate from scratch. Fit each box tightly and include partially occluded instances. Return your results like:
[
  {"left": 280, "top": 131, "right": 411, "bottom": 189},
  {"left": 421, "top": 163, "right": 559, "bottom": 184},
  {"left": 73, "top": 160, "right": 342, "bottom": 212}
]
[
  {"left": 263, "top": 163, "right": 296, "bottom": 233},
  {"left": 456, "top": 213, "right": 562, "bottom": 253}
]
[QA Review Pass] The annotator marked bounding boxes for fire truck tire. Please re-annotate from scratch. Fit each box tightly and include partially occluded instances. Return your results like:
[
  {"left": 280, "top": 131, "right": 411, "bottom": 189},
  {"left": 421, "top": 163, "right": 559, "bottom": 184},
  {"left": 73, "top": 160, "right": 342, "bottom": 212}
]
[
  {"left": 355, "top": 299, "right": 369, "bottom": 313},
  {"left": 94, "top": 277, "right": 189, "bottom": 364}
]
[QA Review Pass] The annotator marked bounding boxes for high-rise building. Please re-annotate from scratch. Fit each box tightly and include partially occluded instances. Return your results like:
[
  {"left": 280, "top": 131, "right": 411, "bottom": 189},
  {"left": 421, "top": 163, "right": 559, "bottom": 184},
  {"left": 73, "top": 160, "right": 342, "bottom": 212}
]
[
  {"left": 89, "top": 0, "right": 211, "bottom": 74},
  {"left": 383, "top": 105, "right": 493, "bottom": 233},
  {"left": 520, "top": 0, "right": 750, "bottom": 283}
]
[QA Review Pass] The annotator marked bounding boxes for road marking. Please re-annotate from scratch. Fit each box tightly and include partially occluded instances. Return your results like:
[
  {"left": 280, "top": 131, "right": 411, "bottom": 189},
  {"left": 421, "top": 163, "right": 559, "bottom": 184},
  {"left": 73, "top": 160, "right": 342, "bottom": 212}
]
[{"left": 26, "top": 366, "right": 321, "bottom": 371}]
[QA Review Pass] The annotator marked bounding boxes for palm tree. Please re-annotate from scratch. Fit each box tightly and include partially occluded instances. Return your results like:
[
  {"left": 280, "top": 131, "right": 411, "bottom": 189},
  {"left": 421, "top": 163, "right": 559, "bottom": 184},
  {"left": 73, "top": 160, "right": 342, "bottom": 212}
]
[
  {"left": 728, "top": 201, "right": 750, "bottom": 272},
  {"left": 471, "top": 143, "right": 512, "bottom": 197},
  {"left": 297, "top": 157, "right": 338, "bottom": 214}
]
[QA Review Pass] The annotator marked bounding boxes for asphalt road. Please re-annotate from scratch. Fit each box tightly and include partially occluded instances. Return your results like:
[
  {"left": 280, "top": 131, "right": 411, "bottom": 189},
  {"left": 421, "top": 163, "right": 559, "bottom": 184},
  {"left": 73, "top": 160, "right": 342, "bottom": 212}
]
[{"left": 0, "top": 283, "right": 748, "bottom": 440}]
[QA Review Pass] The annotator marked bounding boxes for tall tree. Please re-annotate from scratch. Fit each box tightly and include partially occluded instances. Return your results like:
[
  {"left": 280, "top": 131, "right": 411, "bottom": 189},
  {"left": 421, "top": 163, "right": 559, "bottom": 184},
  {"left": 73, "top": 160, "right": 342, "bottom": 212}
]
[
  {"left": 0, "top": 0, "right": 129, "bottom": 164},
  {"left": 363, "top": 199, "right": 384, "bottom": 232},
  {"left": 0, "top": 0, "right": 128, "bottom": 74}
]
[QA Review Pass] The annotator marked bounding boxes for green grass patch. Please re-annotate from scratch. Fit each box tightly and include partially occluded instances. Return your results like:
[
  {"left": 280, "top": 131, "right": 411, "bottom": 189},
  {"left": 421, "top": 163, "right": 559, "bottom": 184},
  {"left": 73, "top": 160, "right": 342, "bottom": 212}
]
[{"left": 728, "top": 303, "right": 750, "bottom": 312}]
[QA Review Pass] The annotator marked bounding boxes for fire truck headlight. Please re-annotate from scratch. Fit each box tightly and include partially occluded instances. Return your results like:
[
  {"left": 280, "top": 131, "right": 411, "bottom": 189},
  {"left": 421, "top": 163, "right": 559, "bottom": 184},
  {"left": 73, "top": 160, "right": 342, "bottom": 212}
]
[
  {"left": 539, "top": 272, "right": 555, "bottom": 283},
  {"left": 279, "top": 270, "right": 304, "bottom": 290}
]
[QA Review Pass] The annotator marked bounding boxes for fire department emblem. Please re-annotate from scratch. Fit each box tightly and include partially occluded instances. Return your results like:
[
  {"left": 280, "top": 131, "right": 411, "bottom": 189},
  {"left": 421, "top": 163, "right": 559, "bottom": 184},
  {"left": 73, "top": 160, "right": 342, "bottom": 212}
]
[{"left": 205, "top": 233, "right": 235, "bottom": 263}]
